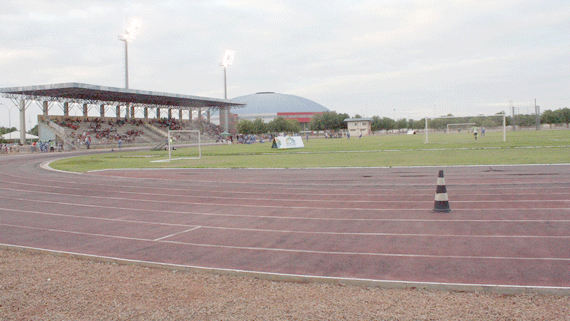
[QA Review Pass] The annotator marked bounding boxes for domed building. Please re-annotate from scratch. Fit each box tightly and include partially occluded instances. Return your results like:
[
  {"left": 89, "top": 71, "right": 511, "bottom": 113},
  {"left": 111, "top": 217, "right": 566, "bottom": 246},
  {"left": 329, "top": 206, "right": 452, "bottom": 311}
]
[{"left": 215, "top": 92, "right": 330, "bottom": 133}]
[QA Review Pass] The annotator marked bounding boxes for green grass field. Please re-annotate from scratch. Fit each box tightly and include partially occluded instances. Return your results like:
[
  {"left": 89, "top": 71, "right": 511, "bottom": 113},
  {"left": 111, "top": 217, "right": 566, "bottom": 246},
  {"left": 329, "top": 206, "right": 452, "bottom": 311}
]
[{"left": 50, "top": 130, "right": 570, "bottom": 172}]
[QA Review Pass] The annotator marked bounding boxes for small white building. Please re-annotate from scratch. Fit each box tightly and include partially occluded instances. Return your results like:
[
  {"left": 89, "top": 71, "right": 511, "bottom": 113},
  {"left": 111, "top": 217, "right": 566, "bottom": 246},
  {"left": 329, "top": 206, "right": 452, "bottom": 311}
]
[{"left": 344, "top": 118, "right": 373, "bottom": 137}]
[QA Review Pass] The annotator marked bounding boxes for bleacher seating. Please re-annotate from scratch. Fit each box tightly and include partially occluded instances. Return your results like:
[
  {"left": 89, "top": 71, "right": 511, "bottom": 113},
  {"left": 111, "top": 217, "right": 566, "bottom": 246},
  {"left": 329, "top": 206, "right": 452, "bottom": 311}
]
[{"left": 41, "top": 116, "right": 220, "bottom": 149}]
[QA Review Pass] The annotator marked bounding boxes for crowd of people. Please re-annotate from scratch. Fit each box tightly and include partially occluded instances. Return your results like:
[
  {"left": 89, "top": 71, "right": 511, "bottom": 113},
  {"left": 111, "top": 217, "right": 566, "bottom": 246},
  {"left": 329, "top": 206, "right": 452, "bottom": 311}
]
[
  {"left": 55, "top": 117, "right": 146, "bottom": 148},
  {"left": 217, "top": 134, "right": 268, "bottom": 144},
  {"left": 30, "top": 140, "right": 63, "bottom": 153},
  {"left": 149, "top": 118, "right": 182, "bottom": 130}
]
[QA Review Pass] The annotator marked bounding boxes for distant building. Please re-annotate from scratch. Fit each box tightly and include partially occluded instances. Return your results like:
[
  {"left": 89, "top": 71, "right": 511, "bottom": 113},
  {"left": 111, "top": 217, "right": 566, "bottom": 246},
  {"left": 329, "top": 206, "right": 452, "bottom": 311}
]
[
  {"left": 345, "top": 118, "right": 373, "bottom": 136},
  {"left": 211, "top": 92, "right": 330, "bottom": 132}
]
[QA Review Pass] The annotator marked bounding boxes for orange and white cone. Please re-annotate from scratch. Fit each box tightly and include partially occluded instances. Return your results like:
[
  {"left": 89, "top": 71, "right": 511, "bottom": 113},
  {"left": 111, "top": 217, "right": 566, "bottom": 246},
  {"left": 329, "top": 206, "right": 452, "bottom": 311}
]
[{"left": 433, "top": 170, "right": 451, "bottom": 213}]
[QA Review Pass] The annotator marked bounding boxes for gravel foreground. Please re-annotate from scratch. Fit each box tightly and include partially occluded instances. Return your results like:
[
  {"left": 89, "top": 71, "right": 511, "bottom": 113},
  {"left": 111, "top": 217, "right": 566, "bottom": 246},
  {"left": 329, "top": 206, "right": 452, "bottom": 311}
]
[{"left": 1, "top": 249, "right": 569, "bottom": 320}]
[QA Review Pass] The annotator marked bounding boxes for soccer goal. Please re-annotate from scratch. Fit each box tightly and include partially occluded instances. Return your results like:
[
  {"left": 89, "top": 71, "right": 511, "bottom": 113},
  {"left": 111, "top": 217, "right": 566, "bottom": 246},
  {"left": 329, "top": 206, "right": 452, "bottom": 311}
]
[
  {"left": 424, "top": 114, "right": 506, "bottom": 144},
  {"left": 151, "top": 129, "right": 201, "bottom": 162},
  {"left": 446, "top": 123, "right": 475, "bottom": 134}
]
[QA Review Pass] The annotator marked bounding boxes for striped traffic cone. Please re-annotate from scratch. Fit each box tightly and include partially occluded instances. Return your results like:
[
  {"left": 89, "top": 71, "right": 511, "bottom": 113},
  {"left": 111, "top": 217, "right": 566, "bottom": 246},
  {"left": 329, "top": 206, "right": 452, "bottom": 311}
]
[{"left": 433, "top": 170, "right": 451, "bottom": 212}]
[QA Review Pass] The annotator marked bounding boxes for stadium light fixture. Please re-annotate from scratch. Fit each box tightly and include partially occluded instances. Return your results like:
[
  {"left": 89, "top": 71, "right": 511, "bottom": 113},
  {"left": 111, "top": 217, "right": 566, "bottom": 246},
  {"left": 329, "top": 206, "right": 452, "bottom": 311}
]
[
  {"left": 220, "top": 50, "right": 235, "bottom": 132},
  {"left": 118, "top": 18, "right": 142, "bottom": 89}
]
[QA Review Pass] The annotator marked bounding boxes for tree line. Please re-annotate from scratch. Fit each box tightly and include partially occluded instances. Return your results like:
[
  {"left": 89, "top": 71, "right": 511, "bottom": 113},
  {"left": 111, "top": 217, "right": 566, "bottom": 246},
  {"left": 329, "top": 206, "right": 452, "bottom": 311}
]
[
  {"left": 541, "top": 108, "right": 570, "bottom": 128},
  {"left": 234, "top": 108, "right": 570, "bottom": 135}
]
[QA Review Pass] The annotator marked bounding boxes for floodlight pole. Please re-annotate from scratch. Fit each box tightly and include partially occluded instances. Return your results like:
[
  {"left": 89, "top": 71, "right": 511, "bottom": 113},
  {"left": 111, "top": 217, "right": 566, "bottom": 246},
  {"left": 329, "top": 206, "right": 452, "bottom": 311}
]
[
  {"left": 223, "top": 66, "right": 227, "bottom": 100},
  {"left": 223, "top": 66, "right": 229, "bottom": 132},
  {"left": 122, "top": 39, "right": 129, "bottom": 90},
  {"left": 119, "top": 37, "right": 130, "bottom": 119},
  {"left": 118, "top": 19, "right": 140, "bottom": 119},
  {"left": 220, "top": 50, "right": 234, "bottom": 133}
]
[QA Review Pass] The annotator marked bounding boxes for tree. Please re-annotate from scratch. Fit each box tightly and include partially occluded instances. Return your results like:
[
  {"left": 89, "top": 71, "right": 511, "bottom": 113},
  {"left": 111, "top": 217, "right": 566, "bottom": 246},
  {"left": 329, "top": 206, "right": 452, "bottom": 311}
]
[
  {"left": 541, "top": 110, "right": 559, "bottom": 128},
  {"left": 0, "top": 126, "right": 17, "bottom": 135},
  {"left": 309, "top": 111, "right": 350, "bottom": 131},
  {"left": 412, "top": 119, "right": 425, "bottom": 129},
  {"left": 309, "top": 111, "right": 349, "bottom": 133},
  {"left": 395, "top": 118, "right": 408, "bottom": 131},
  {"left": 371, "top": 117, "right": 395, "bottom": 132},
  {"left": 237, "top": 119, "right": 254, "bottom": 134},
  {"left": 267, "top": 117, "right": 300, "bottom": 134},
  {"left": 560, "top": 107, "right": 570, "bottom": 128},
  {"left": 285, "top": 119, "right": 301, "bottom": 133},
  {"left": 29, "top": 125, "right": 39, "bottom": 136},
  {"left": 251, "top": 118, "right": 267, "bottom": 134}
]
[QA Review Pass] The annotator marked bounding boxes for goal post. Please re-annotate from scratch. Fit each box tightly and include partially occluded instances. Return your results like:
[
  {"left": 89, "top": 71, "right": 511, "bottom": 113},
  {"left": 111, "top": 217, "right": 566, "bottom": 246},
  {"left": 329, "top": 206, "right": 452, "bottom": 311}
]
[
  {"left": 151, "top": 129, "right": 201, "bottom": 162},
  {"left": 425, "top": 114, "right": 506, "bottom": 143}
]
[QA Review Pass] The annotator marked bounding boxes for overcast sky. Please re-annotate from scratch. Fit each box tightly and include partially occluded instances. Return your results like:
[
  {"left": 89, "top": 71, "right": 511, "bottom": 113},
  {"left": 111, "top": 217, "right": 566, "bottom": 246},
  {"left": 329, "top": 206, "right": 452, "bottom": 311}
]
[{"left": 1, "top": 0, "right": 569, "bottom": 129}]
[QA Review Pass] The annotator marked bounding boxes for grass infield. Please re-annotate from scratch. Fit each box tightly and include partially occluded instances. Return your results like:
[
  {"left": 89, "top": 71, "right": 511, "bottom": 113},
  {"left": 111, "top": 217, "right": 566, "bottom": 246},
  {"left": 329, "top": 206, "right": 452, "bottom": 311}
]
[{"left": 50, "top": 130, "right": 570, "bottom": 172}]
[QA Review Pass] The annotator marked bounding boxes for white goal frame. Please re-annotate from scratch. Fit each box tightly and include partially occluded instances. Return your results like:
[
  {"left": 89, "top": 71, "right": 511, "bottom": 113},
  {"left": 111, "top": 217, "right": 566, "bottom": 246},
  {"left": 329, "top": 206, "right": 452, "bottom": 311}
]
[
  {"left": 425, "top": 114, "right": 506, "bottom": 143},
  {"left": 151, "top": 129, "right": 201, "bottom": 162}
]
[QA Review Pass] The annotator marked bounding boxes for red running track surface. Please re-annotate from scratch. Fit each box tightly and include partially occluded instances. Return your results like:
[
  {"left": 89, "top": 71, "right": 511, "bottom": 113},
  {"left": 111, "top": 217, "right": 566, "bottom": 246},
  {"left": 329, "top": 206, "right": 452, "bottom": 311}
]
[{"left": 1, "top": 152, "right": 569, "bottom": 293}]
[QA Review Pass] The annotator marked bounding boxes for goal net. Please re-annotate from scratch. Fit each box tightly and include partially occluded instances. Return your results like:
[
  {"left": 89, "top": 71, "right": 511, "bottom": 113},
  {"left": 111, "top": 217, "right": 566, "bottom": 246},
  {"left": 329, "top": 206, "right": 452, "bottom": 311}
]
[
  {"left": 446, "top": 123, "right": 475, "bottom": 134},
  {"left": 424, "top": 114, "right": 507, "bottom": 144},
  {"left": 152, "top": 130, "right": 201, "bottom": 162}
]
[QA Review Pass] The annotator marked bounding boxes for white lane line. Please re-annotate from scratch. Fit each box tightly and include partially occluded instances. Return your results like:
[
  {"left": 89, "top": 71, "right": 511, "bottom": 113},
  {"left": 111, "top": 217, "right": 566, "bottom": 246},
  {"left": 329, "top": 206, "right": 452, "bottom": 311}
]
[
  {"left": 3, "top": 176, "right": 570, "bottom": 199},
  {"left": 1, "top": 207, "right": 570, "bottom": 238},
  {"left": 1, "top": 223, "right": 569, "bottom": 261},
  {"left": 1, "top": 186, "right": 569, "bottom": 214},
  {"left": 1, "top": 196, "right": 569, "bottom": 224},
  {"left": 3, "top": 242, "right": 570, "bottom": 295},
  {"left": 154, "top": 226, "right": 201, "bottom": 241},
  {"left": 5, "top": 164, "right": 570, "bottom": 196}
]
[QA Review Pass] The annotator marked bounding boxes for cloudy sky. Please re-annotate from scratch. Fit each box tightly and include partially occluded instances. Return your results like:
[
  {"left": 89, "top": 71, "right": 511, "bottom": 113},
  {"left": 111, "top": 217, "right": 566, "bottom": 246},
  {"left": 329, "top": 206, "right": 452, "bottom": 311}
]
[{"left": 1, "top": 0, "right": 569, "bottom": 129}]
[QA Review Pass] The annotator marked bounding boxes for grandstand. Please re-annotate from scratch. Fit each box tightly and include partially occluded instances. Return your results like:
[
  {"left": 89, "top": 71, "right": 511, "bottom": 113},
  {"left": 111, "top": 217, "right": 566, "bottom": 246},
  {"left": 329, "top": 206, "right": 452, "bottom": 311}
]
[
  {"left": 0, "top": 82, "right": 245, "bottom": 148},
  {"left": 37, "top": 115, "right": 221, "bottom": 150}
]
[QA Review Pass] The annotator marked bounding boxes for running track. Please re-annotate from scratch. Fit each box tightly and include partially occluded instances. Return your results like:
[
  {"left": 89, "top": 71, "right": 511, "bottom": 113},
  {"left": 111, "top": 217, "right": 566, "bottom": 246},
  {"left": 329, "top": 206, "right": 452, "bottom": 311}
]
[{"left": 1, "top": 152, "right": 569, "bottom": 294}]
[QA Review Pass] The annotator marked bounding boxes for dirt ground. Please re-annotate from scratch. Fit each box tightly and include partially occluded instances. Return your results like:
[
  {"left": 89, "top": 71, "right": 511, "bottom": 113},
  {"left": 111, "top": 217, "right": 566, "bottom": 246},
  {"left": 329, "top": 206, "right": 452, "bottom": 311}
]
[{"left": 1, "top": 249, "right": 569, "bottom": 320}]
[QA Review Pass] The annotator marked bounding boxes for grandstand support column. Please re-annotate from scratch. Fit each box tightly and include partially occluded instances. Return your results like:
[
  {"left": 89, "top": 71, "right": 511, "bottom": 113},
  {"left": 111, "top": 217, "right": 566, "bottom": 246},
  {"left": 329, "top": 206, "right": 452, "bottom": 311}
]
[
  {"left": 168, "top": 108, "right": 172, "bottom": 119},
  {"left": 19, "top": 99, "right": 26, "bottom": 145},
  {"left": 224, "top": 107, "right": 229, "bottom": 133},
  {"left": 125, "top": 103, "right": 130, "bottom": 119},
  {"left": 207, "top": 109, "right": 210, "bottom": 124},
  {"left": 189, "top": 109, "right": 193, "bottom": 122},
  {"left": 131, "top": 105, "right": 135, "bottom": 119},
  {"left": 156, "top": 107, "right": 160, "bottom": 119},
  {"left": 63, "top": 102, "right": 69, "bottom": 117},
  {"left": 179, "top": 109, "right": 183, "bottom": 120},
  {"left": 42, "top": 101, "right": 49, "bottom": 117},
  {"left": 144, "top": 107, "right": 148, "bottom": 120},
  {"left": 83, "top": 103, "right": 88, "bottom": 118},
  {"left": 116, "top": 105, "right": 120, "bottom": 118},
  {"left": 100, "top": 104, "right": 105, "bottom": 118},
  {"left": 198, "top": 107, "right": 202, "bottom": 127}
]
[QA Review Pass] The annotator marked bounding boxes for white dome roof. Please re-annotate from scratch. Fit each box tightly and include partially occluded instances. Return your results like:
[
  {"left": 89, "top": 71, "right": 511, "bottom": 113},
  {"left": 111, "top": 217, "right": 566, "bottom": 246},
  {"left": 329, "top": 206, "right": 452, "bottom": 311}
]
[{"left": 230, "top": 92, "right": 329, "bottom": 114}]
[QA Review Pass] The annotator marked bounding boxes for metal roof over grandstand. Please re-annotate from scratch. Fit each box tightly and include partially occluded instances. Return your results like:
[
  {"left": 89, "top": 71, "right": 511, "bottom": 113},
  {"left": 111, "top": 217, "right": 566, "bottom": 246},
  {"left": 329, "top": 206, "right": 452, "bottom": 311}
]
[{"left": 0, "top": 82, "right": 246, "bottom": 109}]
